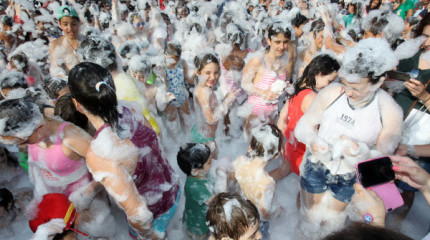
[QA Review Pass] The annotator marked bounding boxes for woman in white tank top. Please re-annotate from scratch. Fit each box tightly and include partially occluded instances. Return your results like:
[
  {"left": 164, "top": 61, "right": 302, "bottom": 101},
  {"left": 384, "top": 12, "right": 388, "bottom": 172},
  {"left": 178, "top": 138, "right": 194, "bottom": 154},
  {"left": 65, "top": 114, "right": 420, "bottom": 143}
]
[{"left": 293, "top": 38, "right": 404, "bottom": 238}]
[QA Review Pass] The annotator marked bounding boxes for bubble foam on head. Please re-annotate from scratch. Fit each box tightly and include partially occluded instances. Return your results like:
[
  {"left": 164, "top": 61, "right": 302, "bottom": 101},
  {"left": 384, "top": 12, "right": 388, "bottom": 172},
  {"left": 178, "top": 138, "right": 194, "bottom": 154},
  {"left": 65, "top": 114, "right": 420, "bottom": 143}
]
[
  {"left": 0, "top": 98, "right": 44, "bottom": 142},
  {"left": 361, "top": 10, "right": 404, "bottom": 44},
  {"left": 250, "top": 124, "right": 280, "bottom": 162},
  {"left": 77, "top": 36, "right": 117, "bottom": 71},
  {"left": 129, "top": 55, "right": 151, "bottom": 75},
  {"left": 0, "top": 71, "right": 28, "bottom": 91},
  {"left": 338, "top": 38, "right": 398, "bottom": 83}
]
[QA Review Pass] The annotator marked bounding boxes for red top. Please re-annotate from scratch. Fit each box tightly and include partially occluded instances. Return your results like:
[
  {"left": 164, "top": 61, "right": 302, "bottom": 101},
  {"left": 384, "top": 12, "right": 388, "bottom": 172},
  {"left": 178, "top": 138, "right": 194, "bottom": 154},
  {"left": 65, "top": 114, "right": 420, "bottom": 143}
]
[{"left": 284, "top": 89, "right": 313, "bottom": 175}]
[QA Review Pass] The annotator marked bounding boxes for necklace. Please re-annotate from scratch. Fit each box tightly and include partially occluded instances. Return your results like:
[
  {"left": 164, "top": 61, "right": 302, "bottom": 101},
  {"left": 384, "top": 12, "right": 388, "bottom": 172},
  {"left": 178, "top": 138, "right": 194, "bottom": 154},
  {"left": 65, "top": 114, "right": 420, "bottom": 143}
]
[{"left": 66, "top": 38, "right": 78, "bottom": 54}]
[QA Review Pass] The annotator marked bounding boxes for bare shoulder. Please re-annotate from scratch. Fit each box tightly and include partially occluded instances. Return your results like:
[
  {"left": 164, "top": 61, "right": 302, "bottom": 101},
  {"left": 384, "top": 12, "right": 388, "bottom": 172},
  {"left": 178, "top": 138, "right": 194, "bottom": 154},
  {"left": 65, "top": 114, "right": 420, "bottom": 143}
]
[{"left": 50, "top": 36, "right": 64, "bottom": 50}]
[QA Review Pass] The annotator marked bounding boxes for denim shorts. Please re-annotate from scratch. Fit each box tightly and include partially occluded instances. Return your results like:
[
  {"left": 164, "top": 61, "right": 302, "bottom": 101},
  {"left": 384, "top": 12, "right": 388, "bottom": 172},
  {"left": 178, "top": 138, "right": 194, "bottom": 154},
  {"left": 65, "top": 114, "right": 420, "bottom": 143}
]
[
  {"left": 397, "top": 157, "right": 430, "bottom": 192},
  {"left": 300, "top": 158, "right": 357, "bottom": 203},
  {"left": 259, "top": 221, "right": 270, "bottom": 240}
]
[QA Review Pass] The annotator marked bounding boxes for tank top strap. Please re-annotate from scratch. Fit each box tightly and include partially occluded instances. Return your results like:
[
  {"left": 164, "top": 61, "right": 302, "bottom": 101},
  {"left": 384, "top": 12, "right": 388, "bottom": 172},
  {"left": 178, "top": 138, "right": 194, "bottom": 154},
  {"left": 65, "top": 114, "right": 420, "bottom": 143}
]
[
  {"left": 261, "top": 56, "right": 267, "bottom": 69},
  {"left": 56, "top": 122, "right": 69, "bottom": 144},
  {"left": 94, "top": 123, "right": 110, "bottom": 139}
]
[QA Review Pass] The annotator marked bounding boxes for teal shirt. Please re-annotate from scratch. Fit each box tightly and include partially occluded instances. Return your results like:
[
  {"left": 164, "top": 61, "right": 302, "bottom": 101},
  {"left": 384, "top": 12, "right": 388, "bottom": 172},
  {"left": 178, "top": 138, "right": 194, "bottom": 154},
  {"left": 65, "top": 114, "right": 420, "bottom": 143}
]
[
  {"left": 183, "top": 177, "right": 212, "bottom": 235},
  {"left": 343, "top": 14, "right": 354, "bottom": 28},
  {"left": 396, "top": 0, "right": 415, "bottom": 19}
]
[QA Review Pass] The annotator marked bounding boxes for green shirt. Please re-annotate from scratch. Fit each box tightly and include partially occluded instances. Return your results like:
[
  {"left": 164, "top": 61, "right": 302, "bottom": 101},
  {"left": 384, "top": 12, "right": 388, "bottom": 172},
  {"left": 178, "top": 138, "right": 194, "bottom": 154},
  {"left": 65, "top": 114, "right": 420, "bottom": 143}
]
[
  {"left": 343, "top": 14, "right": 354, "bottom": 28},
  {"left": 394, "top": 49, "right": 430, "bottom": 116},
  {"left": 183, "top": 177, "right": 212, "bottom": 235},
  {"left": 396, "top": 0, "right": 415, "bottom": 19}
]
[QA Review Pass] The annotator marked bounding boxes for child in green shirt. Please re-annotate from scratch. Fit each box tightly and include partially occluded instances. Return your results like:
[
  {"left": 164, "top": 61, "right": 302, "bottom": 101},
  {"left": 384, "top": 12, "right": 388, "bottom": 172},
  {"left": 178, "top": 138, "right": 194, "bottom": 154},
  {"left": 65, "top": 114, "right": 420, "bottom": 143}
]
[{"left": 177, "top": 143, "right": 213, "bottom": 240}]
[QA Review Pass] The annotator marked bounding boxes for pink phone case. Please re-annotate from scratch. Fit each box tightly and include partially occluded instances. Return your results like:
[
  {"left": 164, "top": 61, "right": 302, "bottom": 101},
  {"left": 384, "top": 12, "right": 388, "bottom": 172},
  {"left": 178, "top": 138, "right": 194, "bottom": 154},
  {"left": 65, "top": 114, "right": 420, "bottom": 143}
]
[{"left": 356, "top": 158, "right": 404, "bottom": 212}]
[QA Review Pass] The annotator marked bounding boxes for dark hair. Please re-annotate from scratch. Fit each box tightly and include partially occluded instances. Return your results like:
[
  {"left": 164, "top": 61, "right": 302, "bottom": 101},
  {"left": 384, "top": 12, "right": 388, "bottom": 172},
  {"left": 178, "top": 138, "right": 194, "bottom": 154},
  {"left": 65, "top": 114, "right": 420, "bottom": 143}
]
[
  {"left": 0, "top": 98, "right": 43, "bottom": 138},
  {"left": 43, "top": 77, "right": 68, "bottom": 100},
  {"left": 54, "top": 94, "right": 88, "bottom": 130},
  {"left": 414, "top": 13, "right": 430, "bottom": 38},
  {"left": 0, "top": 188, "right": 14, "bottom": 212},
  {"left": 77, "top": 36, "right": 118, "bottom": 72},
  {"left": 310, "top": 18, "right": 325, "bottom": 35},
  {"left": 177, "top": 143, "right": 211, "bottom": 176},
  {"left": 250, "top": 124, "right": 282, "bottom": 159},
  {"left": 366, "top": 11, "right": 389, "bottom": 36},
  {"left": 267, "top": 21, "right": 292, "bottom": 40},
  {"left": 291, "top": 13, "right": 308, "bottom": 28},
  {"left": 194, "top": 53, "right": 220, "bottom": 72},
  {"left": 1, "top": 15, "right": 13, "bottom": 28},
  {"left": 227, "top": 24, "right": 245, "bottom": 46},
  {"left": 366, "top": 0, "right": 381, "bottom": 13},
  {"left": 68, "top": 62, "right": 124, "bottom": 138},
  {"left": 0, "top": 71, "right": 28, "bottom": 91},
  {"left": 164, "top": 42, "right": 182, "bottom": 58},
  {"left": 293, "top": 54, "right": 340, "bottom": 96},
  {"left": 206, "top": 192, "right": 260, "bottom": 240},
  {"left": 9, "top": 53, "right": 29, "bottom": 73},
  {"left": 323, "top": 222, "right": 413, "bottom": 240}
]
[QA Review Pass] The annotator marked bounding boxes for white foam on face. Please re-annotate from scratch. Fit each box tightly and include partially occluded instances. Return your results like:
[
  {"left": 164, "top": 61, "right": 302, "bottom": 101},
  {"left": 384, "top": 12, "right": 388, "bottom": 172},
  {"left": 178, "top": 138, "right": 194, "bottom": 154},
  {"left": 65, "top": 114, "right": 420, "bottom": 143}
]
[
  {"left": 223, "top": 198, "right": 241, "bottom": 222},
  {"left": 338, "top": 38, "right": 398, "bottom": 83}
]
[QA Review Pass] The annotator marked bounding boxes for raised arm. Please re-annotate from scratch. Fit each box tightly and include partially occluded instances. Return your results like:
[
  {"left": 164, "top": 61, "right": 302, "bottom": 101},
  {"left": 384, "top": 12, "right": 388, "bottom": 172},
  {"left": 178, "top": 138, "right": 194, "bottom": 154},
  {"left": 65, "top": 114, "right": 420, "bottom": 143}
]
[{"left": 195, "top": 86, "right": 238, "bottom": 125}]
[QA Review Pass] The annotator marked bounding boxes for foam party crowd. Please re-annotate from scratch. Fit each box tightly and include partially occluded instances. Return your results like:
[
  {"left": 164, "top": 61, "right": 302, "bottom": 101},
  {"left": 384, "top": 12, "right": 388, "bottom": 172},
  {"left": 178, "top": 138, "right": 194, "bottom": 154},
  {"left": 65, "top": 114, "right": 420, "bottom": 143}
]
[{"left": 1, "top": 0, "right": 430, "bottom": 239}]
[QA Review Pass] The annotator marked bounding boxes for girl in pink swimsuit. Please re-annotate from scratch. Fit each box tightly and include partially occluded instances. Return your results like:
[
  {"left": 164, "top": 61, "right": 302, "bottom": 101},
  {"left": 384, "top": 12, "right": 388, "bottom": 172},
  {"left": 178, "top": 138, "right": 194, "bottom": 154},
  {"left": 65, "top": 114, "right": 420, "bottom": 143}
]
[{"left": 0, "top": 98, "right": 114, "bottom": 238}]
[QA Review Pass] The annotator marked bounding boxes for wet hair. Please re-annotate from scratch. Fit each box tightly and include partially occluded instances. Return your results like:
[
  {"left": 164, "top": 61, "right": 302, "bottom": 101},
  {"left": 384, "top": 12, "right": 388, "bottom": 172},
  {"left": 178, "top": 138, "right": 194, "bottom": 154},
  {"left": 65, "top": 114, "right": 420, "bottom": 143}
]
[
  {"left": 267, "top": 21, "right": 292, "bottom": 40},
  {"left": 0, "top": 98, "right": 44, "bottom": 138},
  {"left": 77, "top": 36, "right": 118, "bottom": 72},
  {"left": 1, "top": 15, "right": 13, "bottom": 28},
  {"left": 177, "top": 143, "right": 211, "bottom": 176},
  {"left": 282, "top": 1, "right": 293, "bottom": 10},
  {"left": 128, "top": 12, "right": 142, "bottom": 23},
  {"left": 68, "top": 62, "right": 124, "bottom": 138},
  {"left": 406, "top": 16, "right": 420, "bottom": 26},
  {"left": 291, "top": 13, "right": 308, "bottom": 28},
  {"left": 310, "top": 18, "right": 325, "bottom": 35},
  {"left": 293, "top": 54, "right": 340, "bottom": 96},
  {"left": 160, "top": 12, "right": 171, "bottom": 25},
  {"left": 84, "top": 9, "right": 93, "bottom": 24},
  {"left": 206, "top": 192, "right": 260, "bottom": 240},
  {"left": 118, "top": 41, "right": 142, "bottom": 59},
  {"left": 322, "top": 222, "right": 413, "bottom": 240},
  {"left": 414, "top": 13, "right": 430, "bottom": 38},
  {"left": 227, "top": 24, "right": 245, "bottom": 46},
  {"left": 194, "top": 53, "right": 220, "bottom": 72},
  {"left": 175, "top": 1, "right": 189, "bottom": 19},
  {"left": 250, "top": 124, "right": 282, "bottom": 159},
  {"left": 0, "top": 188, "right": 14, "bottom": 212},
  {"left": 164, "top": 42, "right": 182, "bottom": 58},
  {"left": 9, "top": 53, "right": 29, "bottom": 73},
  {"left": 43, "top": 77, "right": 68, "bottom": 100},
  {"left": 366, "top": 12, "right": 388, "bottom": 36},
  {"left": 0, "top": 71, "right": 28, "bottom": 91},
  {"left": 54, "top": 93, "right": 88, "bottom": 130}
]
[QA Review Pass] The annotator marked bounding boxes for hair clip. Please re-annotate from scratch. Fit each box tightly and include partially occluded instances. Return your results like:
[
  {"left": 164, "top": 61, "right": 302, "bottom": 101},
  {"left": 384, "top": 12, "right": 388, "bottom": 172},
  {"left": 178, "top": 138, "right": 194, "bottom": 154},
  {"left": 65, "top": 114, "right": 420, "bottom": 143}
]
[{"left": 95, "top": 81, "right": 108, "bottom": 92}]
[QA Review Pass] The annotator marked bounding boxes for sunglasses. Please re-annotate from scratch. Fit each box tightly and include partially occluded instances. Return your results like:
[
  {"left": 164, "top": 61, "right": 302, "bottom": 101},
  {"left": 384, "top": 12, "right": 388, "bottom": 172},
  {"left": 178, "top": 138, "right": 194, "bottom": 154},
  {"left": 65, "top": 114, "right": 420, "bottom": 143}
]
[{"left": 133, "top": 22, "right": 144, "bottom": 27}]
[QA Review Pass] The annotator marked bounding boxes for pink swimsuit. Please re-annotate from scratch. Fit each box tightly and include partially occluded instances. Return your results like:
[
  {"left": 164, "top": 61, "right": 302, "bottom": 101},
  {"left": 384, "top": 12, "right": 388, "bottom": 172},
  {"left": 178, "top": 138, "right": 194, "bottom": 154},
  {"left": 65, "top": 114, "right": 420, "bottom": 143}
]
[
  {"left": 29, "top": 122, "right": 90, "bottom": 196},
  {"left": 247, "top": 57, "right": 286, "bottom": 116}
]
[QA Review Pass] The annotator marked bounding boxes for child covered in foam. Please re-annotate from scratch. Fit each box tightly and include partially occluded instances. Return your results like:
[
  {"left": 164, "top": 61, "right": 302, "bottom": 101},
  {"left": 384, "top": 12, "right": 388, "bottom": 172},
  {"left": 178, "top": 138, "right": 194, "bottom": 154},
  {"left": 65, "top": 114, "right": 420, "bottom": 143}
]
[
  {"left": 177, "top": 143, "right": 214, "bottom": 240},
  {"left": 233, "top": 124, "right": 284, "bottom": 239}
]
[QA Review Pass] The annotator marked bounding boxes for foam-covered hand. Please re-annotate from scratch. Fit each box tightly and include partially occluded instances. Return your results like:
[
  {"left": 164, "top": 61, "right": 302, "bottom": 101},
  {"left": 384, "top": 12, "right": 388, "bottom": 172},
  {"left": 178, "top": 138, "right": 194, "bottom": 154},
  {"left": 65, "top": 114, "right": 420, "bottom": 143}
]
[{"left": 31, "top": 219, "right": 66, "bottom": 240}]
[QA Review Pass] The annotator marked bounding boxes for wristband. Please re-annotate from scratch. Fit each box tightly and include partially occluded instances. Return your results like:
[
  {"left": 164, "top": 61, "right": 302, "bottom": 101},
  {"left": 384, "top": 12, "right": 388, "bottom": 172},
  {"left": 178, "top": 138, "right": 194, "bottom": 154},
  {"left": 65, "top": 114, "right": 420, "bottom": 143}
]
[
  {"left": 407, "top": 144, "right": 416, "bottom": 156},
  {"left": 363, "top": 213, "right": 373, "bottom": 223}
]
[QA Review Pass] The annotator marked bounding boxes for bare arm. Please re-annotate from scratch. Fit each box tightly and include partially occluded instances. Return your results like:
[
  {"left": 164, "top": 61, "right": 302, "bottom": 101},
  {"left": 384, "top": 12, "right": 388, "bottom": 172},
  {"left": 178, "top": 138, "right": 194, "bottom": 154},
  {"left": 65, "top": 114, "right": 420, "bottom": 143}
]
[
  {"left": 376, "top": 91, "right": 403, "bottom": 155},
  {"left": 86, "top": 148, "right": 154, "bottom": 238}
]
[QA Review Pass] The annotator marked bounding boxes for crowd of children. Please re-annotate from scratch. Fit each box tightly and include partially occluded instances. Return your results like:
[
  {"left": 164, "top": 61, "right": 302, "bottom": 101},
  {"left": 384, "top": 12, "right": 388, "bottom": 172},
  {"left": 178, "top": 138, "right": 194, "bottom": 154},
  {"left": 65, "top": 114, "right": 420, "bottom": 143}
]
[{"left": 1, "top": 0, "right": 430, "bottom": 239}]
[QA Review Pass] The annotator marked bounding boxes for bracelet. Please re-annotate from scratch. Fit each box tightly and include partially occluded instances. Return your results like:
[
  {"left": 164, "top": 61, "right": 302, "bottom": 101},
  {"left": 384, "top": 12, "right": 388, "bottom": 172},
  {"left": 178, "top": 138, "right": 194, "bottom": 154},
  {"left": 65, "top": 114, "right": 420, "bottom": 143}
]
[
  {"left": 419, "top": 94, "right": 430, "bottom": 105},
  {"left": 363, "top": 213, "right": 373, "bottom": 223}
]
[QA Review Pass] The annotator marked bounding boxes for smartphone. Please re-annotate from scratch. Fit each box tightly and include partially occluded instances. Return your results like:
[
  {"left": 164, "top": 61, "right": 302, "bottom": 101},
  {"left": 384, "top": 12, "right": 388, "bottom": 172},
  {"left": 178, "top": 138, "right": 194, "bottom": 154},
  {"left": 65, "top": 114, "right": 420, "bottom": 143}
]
[
  {"left": 356, "top": 157, "right": 404, "bottom": 212},
  {"left": 386, "top": 71, "right": 410, "bottom": 82}
]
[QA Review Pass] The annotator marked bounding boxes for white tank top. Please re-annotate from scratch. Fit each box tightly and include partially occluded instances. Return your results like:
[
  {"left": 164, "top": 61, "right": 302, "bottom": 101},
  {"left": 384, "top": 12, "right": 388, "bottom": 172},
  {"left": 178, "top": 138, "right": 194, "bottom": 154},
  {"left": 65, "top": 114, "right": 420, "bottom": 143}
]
[{"left": 317, "top": 90, "right": 383, "bottom": 173}]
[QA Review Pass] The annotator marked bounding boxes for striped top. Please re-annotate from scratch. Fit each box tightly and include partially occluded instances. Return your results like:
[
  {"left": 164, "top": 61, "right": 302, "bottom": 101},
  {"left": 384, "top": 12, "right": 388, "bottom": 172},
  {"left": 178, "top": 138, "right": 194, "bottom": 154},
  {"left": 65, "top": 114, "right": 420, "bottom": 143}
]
[{"left": 248, "top": 57, "right": 287, "bottom": 116}]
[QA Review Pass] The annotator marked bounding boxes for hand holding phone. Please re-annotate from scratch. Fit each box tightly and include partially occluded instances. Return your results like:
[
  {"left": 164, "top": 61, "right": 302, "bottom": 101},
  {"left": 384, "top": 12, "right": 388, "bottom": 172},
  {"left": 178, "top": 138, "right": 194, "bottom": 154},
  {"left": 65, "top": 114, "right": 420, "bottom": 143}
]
[
  {"left": 386, "top": 71, "right": 411, "bottom": 82},
  {"left": 356, "top": 157, "right": 404, "bottom": 212}
]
